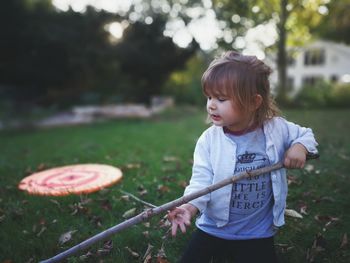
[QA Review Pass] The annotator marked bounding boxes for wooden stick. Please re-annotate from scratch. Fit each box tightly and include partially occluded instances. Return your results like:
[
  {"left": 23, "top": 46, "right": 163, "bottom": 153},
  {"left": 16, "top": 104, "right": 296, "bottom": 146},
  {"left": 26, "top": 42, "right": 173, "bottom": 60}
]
[
  {"left": 119, "top": 189, "right": 156, "bottom": 208},
  {"left": 40, "top": 162, "right": 284, "bottom": 263}
]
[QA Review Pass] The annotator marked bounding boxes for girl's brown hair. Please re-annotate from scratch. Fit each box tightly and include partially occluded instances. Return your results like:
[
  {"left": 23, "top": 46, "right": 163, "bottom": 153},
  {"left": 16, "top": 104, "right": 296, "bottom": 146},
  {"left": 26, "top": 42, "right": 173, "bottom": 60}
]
[{"left": 202, "top": 51, "right": 280, "bottom": 127}]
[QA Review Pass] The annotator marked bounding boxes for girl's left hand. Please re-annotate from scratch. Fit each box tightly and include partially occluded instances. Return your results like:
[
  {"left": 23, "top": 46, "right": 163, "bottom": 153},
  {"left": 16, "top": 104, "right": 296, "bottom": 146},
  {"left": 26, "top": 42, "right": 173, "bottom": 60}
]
[{"left": 284, "top": 143, "right": 308, "bottom": 169}]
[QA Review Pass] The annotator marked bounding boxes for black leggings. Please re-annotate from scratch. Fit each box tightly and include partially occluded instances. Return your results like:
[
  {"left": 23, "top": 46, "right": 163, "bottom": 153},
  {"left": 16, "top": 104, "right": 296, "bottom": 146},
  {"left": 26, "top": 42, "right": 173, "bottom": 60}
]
[{"left": 179, "top": 229, "right": 277, "bottom": 263}]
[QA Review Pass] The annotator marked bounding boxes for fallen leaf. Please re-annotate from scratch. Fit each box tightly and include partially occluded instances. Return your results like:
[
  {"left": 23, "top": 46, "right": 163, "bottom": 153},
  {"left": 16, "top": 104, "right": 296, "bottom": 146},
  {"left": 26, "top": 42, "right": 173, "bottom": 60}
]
[
  {"left": 287, "top": 175, "right": 302, "bottom": 186},
  {"left": 69, "top": 202, "right": 90, "bottom": 216},
  {"left": 36, "top": 226, "right": 47, "bottom": 237},
  {"left": 307, "top": 233, "right": 327, "bottom": 262},
  {"left": 276, "top": 243, "right": 294, "bottom": 253},
  {"left": 124, "top": 163, "right": 141, "bottom": 169},
  {"left": 120, "top": 195, "right": 130, "bottom": 202},
  {"left": 161, "top": 176, "right": 176, "bottom": 182},
  {"left": 89, "top": 215, "right": 103, "bottom": 227},
  {"left": 156, "top": 244, "right": 170, "bottom": 263},
  {"left": 340, "top": 233, "right": 348, "bottom": 249},
  {"left": 39, "top": 218, "right": 47, "bottom": 226},
  {"left": 142, "top": 244, "right": 154, "bottom": 262},
  {"left": 156, "top": 256, "right": 170, "bottom": 263},
  {"left": 100, "top": 199, "right": 112, "bottom": 211},
  {"left": 178, "top": 181, "right": 188, "bottom": 188},
  {"left": 313, "top": 232, "right": 327, "bottom": 251},
  {"left": 159, "top": 217, "right": 171, "bottom": 229},
  {"left": 143, "top": 222, "right": 151, "bottom": 228},
  {"left": 300, "top": 205, "right": 308, "bottom": 215},
  {"left": 139, "top": 189, "right": 148, "bottom": 196},
  {"left": 144, "top": 254, "right": 152, "bottom": 263},
  {"left": 313, "top": 196, "right": 335, "bottom": 203},
  {"left": 125, "top": 247, "right": 139, "bottom": 258},
  {"left": 314, "top": 215, "right": 339, "bottom": 223},
  {"left": 80, "top": 197, "right": 93, "bottom": 205},
  {"left": 79, "top": 251, "right": 94, "bottom": 261},
  {"left": 338, "top": 153, "right": 350, "bottom": 160},
  {"left": 285, "top": 209, "right": 303, "bottom": 219},
  {"left": 58, "top": 230, "right": 77, "bottom": 245},
  {"left": 163, "top": 156, "right": 179, "bottom": 162},
  {"left": 97, "top": 240, "right": 113, "bottom": 256},
  {"left": 304, "top": 164, "right": 314, "bottom": 173},
  {"left": 123, "top": 208, "right": 137, "bottom": 219},
  {"left": 157, "top": 185, "right": 170, "bottom": 194},
  {"left": 138, "top": 185, "right": 148, "bottom": 196},
  {"left": 36, "top": 163, "right": 47, "bottom": 171},
  {"left": 143, "top": 231, "right": 150, "bottom": 238}
]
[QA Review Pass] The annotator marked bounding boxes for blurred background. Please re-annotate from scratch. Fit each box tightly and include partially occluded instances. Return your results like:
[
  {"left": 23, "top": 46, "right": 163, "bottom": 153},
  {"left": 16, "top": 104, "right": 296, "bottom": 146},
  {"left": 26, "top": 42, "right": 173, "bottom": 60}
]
[{"left": 1, "top": 0, "right": 349, "bottom": 128}]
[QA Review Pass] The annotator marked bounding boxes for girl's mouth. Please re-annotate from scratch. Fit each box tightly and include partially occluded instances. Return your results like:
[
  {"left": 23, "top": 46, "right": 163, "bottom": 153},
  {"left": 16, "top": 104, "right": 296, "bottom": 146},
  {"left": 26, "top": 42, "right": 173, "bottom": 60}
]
[{"left": 211, "top": 114, "right": 221, "bottom": 121}]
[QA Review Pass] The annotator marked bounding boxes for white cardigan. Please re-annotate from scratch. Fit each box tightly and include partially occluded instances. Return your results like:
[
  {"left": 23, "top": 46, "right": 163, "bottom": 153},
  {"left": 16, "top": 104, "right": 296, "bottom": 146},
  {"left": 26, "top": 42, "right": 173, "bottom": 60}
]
[{"left": 184, "top": 117, "right": 318, "bottom": 228}]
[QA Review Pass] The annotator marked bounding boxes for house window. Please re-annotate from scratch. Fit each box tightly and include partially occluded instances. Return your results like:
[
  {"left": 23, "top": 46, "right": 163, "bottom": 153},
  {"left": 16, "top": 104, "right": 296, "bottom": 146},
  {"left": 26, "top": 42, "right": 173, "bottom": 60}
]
[
  {"left": 304, "top": 48, "right": 325, "bottom": 66},
  {"left": 302, "top": 76, "right": 323, "bottom": 86},
  {"left": 287, "top": 77, "right": 294, "bottom": 91},
  {"left": 287, "top": 55, "right": 296, "bottom": 66},
  {"left": 330, "top": 75, "right": 338, "bottom": 82}
]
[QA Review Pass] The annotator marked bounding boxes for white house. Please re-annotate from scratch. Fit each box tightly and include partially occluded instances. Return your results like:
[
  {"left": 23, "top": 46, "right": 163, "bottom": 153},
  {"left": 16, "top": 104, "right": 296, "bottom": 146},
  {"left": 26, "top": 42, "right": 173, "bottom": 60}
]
[{"left": 267, "top": 40, "right": 350, "bottom": 96}]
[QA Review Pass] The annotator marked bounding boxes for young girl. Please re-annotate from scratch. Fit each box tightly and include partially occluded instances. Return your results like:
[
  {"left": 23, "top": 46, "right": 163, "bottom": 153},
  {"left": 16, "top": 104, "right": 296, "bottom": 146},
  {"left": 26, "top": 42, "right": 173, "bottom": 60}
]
[{"left": 168, "top": 51, "right": 318, "bottom": 263}]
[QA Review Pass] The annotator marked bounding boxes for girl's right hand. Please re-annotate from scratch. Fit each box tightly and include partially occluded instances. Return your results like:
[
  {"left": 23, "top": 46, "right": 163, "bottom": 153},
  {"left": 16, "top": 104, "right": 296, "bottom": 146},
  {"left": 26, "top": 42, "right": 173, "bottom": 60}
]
[{"left": 167, "top": 204, "right": 196, "bottom": 236}]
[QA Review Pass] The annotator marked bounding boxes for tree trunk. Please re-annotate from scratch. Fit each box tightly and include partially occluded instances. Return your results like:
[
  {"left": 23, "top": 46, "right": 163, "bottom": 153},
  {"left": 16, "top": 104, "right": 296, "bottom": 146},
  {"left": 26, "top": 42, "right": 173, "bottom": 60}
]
[{"left": 276, "top": 0, "right": 288, "bottom": 105}]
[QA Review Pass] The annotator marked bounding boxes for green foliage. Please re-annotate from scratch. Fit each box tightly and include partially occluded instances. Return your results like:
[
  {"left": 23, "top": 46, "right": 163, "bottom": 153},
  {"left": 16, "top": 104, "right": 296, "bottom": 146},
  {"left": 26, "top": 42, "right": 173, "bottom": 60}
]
[
  {"left": 293, "top": 81, "right": 333, "bottom": 108},
  {"left": 163, "top": 52, "right": 208, "bottom": 106},
  {"left": 293, "top": 82, "right": 350, "bottom": 108},
  {"left": 316, "top": 0, "right": 350, "bottom": 44},
  {"left": 114, "top": 16, "right": 199, "bottom": 103},
  {"left": 0, "top": 0, "right": 199, "bottom": 110},
  {"left": 329, "top": 83, "right": 350, "bottom": 108}
]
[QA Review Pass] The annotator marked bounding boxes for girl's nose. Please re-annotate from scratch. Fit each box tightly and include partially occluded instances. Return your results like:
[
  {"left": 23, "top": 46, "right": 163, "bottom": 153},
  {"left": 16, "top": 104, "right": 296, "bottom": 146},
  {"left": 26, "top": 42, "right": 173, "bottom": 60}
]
[{"left": 207, "top": 99, "right": 216, "bottom": 110}]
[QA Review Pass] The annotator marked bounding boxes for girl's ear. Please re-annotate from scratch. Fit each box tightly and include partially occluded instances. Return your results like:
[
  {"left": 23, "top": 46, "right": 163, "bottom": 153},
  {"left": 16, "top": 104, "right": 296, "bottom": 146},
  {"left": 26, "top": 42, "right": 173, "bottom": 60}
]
[{"left": 254, "top": 94, "right": 263, "bottom": 110}]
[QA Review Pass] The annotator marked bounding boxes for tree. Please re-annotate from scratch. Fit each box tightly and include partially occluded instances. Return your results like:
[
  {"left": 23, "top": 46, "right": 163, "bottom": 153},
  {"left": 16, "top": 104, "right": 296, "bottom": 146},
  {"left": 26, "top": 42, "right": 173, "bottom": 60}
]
[
  {"left": 212, "top": 0, "right": 329, "bottom": 104},
  {"left": 0, "top": 0, "right": 122, "bottom": 107},
  {"left": 115, "top": 16, "right": 198, "bottom": 103},
  {"left": 0, "top": 0, "right": 199, "bottom": 109},
  {"left": 316, "top": 0, "right": 350, "bottom": 44}
]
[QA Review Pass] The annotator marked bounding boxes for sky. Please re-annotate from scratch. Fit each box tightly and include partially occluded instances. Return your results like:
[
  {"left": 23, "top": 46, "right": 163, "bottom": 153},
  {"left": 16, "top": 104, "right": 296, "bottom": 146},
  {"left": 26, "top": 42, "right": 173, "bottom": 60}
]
[{"left": 52, "top": 0, "right": 278, "bottom": 58}]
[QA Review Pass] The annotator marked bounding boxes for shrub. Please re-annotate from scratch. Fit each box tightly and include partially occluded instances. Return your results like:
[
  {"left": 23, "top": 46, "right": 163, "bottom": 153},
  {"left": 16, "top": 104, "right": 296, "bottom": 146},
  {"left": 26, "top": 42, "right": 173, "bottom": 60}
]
[
  {"left": 329, "top": 83, "right": 350, "bottom": 108},
  {"left": 293, "top": 81, "right": 333, "bottom": 108}
]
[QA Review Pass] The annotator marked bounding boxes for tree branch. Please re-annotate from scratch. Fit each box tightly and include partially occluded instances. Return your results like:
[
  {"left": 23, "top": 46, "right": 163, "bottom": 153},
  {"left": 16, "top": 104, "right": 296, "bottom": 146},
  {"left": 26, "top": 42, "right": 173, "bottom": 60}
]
[
  {"left": 119, "top": 189, "right": 156, "bottom": 208},
  {"left": 40, "top": 162, "right": 284, "bottom": 263}
]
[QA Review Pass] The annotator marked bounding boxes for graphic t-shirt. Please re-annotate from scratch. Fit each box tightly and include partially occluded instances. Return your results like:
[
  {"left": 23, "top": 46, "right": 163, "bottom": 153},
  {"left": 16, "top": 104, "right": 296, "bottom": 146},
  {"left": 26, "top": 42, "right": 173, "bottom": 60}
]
[{"left": 197, "top": 127, "right": 275, "bottom": 240}]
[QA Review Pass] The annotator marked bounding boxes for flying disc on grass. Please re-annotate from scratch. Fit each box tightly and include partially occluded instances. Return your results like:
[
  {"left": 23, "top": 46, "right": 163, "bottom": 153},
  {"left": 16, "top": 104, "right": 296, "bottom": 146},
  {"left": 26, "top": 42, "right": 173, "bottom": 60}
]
[{"left": 18, "top": 164, "right": 123, "bottom": 196}]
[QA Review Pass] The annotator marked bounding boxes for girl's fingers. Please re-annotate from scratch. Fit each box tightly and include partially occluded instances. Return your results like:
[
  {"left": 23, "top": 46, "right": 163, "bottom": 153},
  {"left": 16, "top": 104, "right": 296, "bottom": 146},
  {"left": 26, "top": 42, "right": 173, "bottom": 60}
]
[
  {"left": 179, "top": 222, "right": 187, "bottom": 233},
  {"left": 284, "top": 158, "right": 291, "bottom": 168},
  {"left": 171, "top": 222, "right": 178, "bottom": 236},
  {"left": 167, "top": 207, "right": 182, "bottom": 220},
  {"left": 168, "top": 206, "right": 192, "bottom": 236}
]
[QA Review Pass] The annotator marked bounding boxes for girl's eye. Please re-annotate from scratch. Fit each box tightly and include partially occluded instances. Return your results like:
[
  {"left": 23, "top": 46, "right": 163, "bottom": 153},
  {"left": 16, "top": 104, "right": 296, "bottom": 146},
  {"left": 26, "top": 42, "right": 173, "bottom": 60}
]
[{"left": 218, "top": 98, "right": 227, "bottom": 102}]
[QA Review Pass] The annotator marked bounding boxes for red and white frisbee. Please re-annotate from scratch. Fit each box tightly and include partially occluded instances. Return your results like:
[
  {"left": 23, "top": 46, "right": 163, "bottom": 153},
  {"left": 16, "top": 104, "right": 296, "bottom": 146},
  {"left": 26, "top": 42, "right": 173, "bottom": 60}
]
[{"left": 18, "top": 164, "right": 123, "bottom": 196}]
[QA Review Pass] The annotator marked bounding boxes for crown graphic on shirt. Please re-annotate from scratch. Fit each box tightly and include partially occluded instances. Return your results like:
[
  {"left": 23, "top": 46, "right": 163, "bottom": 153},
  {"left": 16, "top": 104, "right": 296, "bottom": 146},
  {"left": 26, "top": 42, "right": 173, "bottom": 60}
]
[{"left": 237, "top": 152, "right": 256, "bottom": 163}]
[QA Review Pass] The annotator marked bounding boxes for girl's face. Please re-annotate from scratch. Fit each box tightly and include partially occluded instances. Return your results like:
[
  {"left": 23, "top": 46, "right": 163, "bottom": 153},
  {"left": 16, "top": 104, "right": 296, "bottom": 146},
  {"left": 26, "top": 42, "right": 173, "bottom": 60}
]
[{"left": 206, "top": 95, "right": 253, "bottom": 132}]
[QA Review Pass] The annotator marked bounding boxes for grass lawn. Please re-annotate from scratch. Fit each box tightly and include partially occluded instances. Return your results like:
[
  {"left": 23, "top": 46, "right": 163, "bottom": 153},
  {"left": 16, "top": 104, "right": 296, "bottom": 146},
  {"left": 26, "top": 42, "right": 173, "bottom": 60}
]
[{"left": 0, "top": 108, "right": 349, "bottom": 262}]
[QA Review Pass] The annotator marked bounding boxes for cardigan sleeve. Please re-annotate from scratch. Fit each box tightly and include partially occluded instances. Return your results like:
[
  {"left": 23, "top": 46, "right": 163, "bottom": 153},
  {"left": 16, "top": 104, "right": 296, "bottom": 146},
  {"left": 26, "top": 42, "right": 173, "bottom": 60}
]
[
  {"left": 183, "top": 131, "right": 213, "bottom": 214},
  {"left": 280, "top": 117, "right": 319, "bottom": 154}
]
